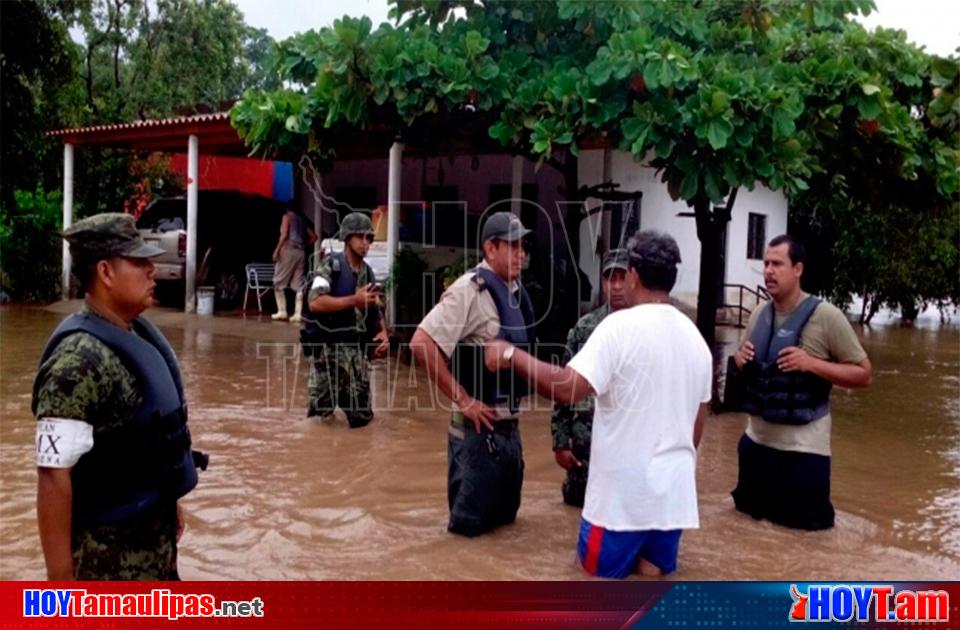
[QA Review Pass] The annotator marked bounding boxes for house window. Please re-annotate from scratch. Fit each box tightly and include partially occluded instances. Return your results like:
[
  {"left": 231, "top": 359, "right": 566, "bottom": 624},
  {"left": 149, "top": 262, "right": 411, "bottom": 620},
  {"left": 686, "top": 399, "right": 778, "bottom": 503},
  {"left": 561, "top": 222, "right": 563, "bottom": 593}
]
[{"left": 747, "top": 213, "right": 766, "bottom": 260}]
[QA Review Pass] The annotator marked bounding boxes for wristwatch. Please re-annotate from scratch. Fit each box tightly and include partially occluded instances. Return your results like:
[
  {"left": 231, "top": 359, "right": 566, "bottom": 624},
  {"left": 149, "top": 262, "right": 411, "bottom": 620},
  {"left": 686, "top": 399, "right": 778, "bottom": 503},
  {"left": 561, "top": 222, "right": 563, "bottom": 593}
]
[{"left": 502, "top": 344, "right": 516, "bottom": 365}]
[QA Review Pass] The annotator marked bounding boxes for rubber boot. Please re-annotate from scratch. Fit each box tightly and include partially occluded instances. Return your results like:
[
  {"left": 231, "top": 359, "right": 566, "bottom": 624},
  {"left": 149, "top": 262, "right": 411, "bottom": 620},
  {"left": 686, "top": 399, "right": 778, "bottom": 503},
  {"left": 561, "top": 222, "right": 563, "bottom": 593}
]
[
  {"left": 271, "top": 289, "right": 288, "bottom": 320},
  {"left": 289, "top": 291, "right": 304, "bottom": 324}
]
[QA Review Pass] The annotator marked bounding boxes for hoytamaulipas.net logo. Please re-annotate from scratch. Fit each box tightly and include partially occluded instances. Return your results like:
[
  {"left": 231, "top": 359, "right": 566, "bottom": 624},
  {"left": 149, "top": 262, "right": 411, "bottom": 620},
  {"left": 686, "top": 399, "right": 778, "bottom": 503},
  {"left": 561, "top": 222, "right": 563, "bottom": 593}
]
[{"left": 23, "top": 588, "right": 264, "bottom": 620}]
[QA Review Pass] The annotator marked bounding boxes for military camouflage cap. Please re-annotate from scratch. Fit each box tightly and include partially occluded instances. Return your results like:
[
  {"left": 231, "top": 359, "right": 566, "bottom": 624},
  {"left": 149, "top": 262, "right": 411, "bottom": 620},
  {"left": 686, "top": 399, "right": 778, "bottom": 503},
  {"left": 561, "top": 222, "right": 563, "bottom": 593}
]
[
  {"left": 602, "top": 248, "right": 630, "bottom": 275},
  {"left": 63, "top": 212, "right": 164, "bottom": 262},
  {"left": 339, "top": 212, "right": 374, "bottom": 240}
]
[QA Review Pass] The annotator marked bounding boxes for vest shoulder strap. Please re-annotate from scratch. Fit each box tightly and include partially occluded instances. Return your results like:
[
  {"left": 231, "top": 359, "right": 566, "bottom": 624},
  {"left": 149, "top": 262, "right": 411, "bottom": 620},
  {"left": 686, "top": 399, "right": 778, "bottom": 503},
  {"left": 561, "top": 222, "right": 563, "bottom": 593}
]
[
  {"left": 472, "top": 266, "right": 536, "bottom": 342},
  {"left": 752, "top": 296, "right": 822, "bottom": 363},
  {"left": 34, "top": 312, "right": 184, "bottom": 422}
]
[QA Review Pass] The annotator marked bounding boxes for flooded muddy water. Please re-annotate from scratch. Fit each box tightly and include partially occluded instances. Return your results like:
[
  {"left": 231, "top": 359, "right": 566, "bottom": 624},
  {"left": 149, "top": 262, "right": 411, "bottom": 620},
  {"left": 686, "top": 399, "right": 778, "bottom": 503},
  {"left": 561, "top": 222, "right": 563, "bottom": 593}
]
[{"left": 2, "top": 304, "right": 958, "bottom": 580}]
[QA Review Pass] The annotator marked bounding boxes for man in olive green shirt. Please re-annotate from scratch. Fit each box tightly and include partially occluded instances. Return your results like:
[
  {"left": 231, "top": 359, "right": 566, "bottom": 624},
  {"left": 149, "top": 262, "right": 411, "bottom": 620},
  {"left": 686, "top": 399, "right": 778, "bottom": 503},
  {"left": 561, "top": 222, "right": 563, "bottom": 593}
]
[{"left": 731, "top": 235, "right": 872, "bottom": 530}]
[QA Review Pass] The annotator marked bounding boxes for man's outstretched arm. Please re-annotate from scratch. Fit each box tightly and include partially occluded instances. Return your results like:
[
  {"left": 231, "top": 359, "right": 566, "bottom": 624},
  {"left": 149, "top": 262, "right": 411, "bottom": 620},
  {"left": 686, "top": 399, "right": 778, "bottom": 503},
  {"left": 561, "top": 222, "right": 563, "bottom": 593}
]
[{"left": 484, "top": 339, "right": 594, "bottom": 405}]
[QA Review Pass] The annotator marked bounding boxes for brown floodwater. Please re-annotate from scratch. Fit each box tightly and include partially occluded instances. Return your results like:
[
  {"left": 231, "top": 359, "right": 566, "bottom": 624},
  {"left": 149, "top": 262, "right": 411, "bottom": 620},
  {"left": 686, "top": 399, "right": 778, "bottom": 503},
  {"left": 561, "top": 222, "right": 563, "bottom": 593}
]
[{"left": 1, "top": 303, "right": 958, "bottom": 580}]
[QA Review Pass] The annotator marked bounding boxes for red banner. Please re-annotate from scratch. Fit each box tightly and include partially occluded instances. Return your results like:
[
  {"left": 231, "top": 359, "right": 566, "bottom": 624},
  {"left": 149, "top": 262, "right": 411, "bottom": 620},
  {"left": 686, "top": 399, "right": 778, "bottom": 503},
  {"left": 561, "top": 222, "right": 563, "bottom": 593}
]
[{"left": 3, "top": 581, "right": 958, "bottom": 629}]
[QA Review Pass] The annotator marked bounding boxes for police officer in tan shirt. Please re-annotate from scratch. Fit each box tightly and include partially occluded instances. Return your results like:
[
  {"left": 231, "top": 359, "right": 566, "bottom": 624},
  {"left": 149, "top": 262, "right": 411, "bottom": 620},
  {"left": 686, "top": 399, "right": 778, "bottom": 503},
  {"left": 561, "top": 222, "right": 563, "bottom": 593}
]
[{"left": 411, "top": 212, "right": 536, "bottom": 537}]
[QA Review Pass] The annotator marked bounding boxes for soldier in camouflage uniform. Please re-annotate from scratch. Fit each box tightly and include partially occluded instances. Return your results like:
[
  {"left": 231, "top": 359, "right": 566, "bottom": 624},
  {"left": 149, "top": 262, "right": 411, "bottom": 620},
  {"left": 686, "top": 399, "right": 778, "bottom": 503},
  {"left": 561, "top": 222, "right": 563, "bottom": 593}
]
[
  {"left": 551, "top": 249, "right": 630, "bottom": 507},
  {"left": 302, "top": 212, "right": 389, "bottom": 428},
  {"left": 33, "top": 213, "right": 205, "bottom": 580}
]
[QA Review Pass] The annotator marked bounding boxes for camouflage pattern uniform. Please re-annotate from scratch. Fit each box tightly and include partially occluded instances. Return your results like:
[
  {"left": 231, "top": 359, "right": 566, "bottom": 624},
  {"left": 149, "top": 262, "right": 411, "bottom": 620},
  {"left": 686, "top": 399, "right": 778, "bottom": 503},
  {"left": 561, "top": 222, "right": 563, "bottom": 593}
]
[
  {"left": 306, "top": 254, "right": 376, "bottom": 428},
  {"left": 551, "top": 303, "right": 609, "bottom": 507},
  {"left": 33, "top": 305, "right": 180, "bottom": 580}
]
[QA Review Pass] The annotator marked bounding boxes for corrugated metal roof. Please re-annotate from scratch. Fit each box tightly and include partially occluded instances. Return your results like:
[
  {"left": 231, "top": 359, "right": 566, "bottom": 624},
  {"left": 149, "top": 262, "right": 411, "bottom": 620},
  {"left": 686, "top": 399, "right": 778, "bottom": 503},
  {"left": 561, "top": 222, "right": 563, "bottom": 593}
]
[{"left": 47, "top": 111, "right": 231, "bottom": 137}]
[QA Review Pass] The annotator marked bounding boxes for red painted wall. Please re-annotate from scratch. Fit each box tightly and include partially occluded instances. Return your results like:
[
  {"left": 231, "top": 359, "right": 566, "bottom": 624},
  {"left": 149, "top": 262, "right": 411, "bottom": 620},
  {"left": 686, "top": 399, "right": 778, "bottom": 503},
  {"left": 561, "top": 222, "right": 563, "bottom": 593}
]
[{"left": 168, "top": 154, "right": 274, "bottom": 198}]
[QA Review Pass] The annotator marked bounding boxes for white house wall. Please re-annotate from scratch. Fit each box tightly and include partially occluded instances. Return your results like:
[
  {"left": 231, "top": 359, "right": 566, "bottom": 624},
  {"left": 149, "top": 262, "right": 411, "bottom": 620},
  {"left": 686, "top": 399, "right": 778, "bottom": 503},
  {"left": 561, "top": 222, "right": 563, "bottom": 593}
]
[
  {"left": 578, "top": 149, "right": 789, "bottom": 310},
  {"left": 724, "top": 184, "right": 788, "bottom": 296}
]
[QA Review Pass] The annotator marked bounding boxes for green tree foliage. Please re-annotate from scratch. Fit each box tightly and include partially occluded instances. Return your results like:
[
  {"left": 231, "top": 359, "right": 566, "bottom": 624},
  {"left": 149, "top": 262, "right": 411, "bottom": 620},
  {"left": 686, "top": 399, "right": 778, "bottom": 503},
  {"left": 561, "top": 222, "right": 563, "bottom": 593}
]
[
  {"left": 0, "top": 188, "right": 64, "bottom": 302},
  {"left": 72, "top": 0, "right": 274, "bottom": 121},
  {"left": 33, "top": 0, "right": 952, "bottom": 333},
  {"left": 230, "top": 1, "right": 958, "bottom": 337},
  {"left": 789, "top": 33, "right": 960, "bottom": 324},
  {"left": 243, "top": 27, "right": 283, "bottom": 92},
  {"left": 0, "top": 1, "right": 85, "bottom": 206},
  {"left": 61, "top": 0, "right": 282, "bottom": 236},
  {"left": 0, "top": 0, "right": 279, "bottom": 302},
  {"left": 0, "top": 1, "right": 83, "bottom": 301}
]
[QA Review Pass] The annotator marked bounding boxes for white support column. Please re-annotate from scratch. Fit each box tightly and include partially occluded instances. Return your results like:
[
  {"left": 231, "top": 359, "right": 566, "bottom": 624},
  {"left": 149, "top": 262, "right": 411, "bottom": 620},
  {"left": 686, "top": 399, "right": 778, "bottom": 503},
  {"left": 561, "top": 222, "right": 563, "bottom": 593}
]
[
  {"left": 510, "top": 154, "right": 523, "bottom": 216},
  {"left": 313, "top": 187, "right": 322, "bottom": 267},
  {"left": 61, "top": 143, "right": 74, "bottom": 299},
  {"left": 184, "top": 134, "right": 199, "bottom": 313},
  {"left": 386, "top": 141, "right": 404, "bottom": 328}
]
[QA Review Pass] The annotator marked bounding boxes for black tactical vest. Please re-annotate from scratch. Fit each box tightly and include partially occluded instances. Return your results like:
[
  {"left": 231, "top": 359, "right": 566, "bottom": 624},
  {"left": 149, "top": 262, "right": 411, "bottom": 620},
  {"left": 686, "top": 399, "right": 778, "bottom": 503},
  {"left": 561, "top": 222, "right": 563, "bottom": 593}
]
[
  {"left": 33, "top": 312, "right": 199, "bottom": 526},
  {"left": 741, "top": 297, "right": 833, "bottom": 425}
]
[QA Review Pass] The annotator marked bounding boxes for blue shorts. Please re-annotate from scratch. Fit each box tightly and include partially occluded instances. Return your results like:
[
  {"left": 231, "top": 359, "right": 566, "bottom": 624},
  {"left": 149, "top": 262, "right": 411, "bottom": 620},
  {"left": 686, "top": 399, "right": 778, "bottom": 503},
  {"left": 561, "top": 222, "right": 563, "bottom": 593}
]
[{"left": 577, "top": 518, "right": 682, "bottom": 578}]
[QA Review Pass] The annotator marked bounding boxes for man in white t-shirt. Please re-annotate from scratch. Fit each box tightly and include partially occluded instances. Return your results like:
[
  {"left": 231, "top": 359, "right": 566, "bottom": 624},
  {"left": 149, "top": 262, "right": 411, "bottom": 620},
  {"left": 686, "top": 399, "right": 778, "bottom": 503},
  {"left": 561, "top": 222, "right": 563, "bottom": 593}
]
[{"left": 484, "top": 231, "right": 712, "bottom": 578}]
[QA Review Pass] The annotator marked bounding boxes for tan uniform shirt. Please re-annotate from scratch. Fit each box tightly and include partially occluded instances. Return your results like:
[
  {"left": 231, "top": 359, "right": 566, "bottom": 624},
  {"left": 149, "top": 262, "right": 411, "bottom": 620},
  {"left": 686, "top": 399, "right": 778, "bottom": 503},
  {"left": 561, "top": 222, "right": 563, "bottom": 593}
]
[
  {"left": 741, "top": 295, "right": 868, "bottom": 456},
  {"left": 418, "top": 261, "right": 518, "bottom": 417}
]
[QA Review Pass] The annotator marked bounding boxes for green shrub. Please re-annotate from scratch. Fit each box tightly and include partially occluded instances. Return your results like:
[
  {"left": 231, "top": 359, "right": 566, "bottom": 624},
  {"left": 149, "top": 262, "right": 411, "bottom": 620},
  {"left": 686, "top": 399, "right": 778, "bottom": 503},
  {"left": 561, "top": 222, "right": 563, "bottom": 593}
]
[
  {"left": 384, "top": 248, "right": 429, "bottom": 328},
  {"left": 0, "top": 187, "right": 64, "bottom": 303}
]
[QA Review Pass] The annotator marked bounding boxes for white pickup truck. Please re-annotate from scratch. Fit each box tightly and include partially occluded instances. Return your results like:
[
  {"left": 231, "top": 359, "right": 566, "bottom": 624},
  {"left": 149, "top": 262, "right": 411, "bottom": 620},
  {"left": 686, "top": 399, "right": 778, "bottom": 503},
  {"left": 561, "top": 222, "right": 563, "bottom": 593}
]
[
  {"left": 316, "top": 239, "right": 478, "bottom": 283},
  {"left": 139, "top": 212, "right": 186, "bottom": 283},
  {"left": 136, "top": 192, "right": 285, "bottom": 307}
]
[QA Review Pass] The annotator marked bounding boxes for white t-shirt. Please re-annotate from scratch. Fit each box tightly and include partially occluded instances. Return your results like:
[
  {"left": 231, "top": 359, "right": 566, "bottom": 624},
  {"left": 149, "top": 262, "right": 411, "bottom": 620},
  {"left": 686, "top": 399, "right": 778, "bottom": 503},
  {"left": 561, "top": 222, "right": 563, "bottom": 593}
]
[{"left": 567, "top": 304, "right": 712, "bottom": 531}]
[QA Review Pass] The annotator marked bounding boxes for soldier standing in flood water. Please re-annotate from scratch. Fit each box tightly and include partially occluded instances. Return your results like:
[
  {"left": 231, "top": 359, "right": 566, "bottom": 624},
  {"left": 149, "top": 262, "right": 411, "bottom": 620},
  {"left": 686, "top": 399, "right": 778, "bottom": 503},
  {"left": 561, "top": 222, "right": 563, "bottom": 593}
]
[
  {"left": 33, "top": 213, "right": 206, "bottom": 580},
  {"left": 300, "top": 212, "right": 389, "bottom": 428},
  {"left": 551, "top": 249, "right": 630, "bottom": 507}
]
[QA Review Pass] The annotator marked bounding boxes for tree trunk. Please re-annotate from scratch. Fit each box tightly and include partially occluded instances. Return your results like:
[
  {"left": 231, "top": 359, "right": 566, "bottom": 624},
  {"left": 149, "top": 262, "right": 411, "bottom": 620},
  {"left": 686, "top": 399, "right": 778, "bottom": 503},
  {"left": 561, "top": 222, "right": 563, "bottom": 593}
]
[
  {"left": 899, "top": 297, "right": 919, "bottom": 326},
  {"left": 864, "top": 294, "right": 881, "bottom": 325},
  {"left": 85, "top": 43, "right": 97, "bottom": 117},
  {"left": 858, "top": 288, "right": 869, "bottom": 325},
  {"left": 695, "top": 200, "right": 720, "bottom": 348},
  {"left": 112, "top": 0, "right": 123, "bottom": 118},
  {"left": 694, "top": 188, "right": 737, "bottom": 349}
]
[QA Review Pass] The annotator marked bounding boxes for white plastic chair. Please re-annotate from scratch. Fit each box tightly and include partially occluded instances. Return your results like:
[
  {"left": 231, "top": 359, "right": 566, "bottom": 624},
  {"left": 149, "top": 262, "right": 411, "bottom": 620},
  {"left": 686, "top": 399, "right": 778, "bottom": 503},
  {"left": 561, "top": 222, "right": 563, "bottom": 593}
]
[{"left": 243, "top": 263, "right": 275, "bottom": 312}]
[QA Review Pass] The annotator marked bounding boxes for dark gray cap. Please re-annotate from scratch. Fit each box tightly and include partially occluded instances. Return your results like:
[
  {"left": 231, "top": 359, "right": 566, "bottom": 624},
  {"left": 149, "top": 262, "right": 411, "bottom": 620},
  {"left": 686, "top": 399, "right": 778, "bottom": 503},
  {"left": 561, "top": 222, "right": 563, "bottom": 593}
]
[
  {"left": 63, "top": 212, "right": 164, "bottom": 262},
  {"left": 602, "top": 248, "right": 630, "bottom": 274},
  {"left": 481, "top": 211, "right": 531, "bottom": 243}
]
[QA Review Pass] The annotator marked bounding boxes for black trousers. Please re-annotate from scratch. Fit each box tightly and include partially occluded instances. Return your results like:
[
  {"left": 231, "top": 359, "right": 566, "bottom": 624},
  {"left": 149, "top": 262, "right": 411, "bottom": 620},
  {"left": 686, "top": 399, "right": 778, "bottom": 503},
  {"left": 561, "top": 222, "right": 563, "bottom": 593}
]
[
  {"left": 732, "top": 433, "right": 835, "bottom": 530},
  {"left": 447, "top": 419, "right": 524, "bottom": 537}
]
